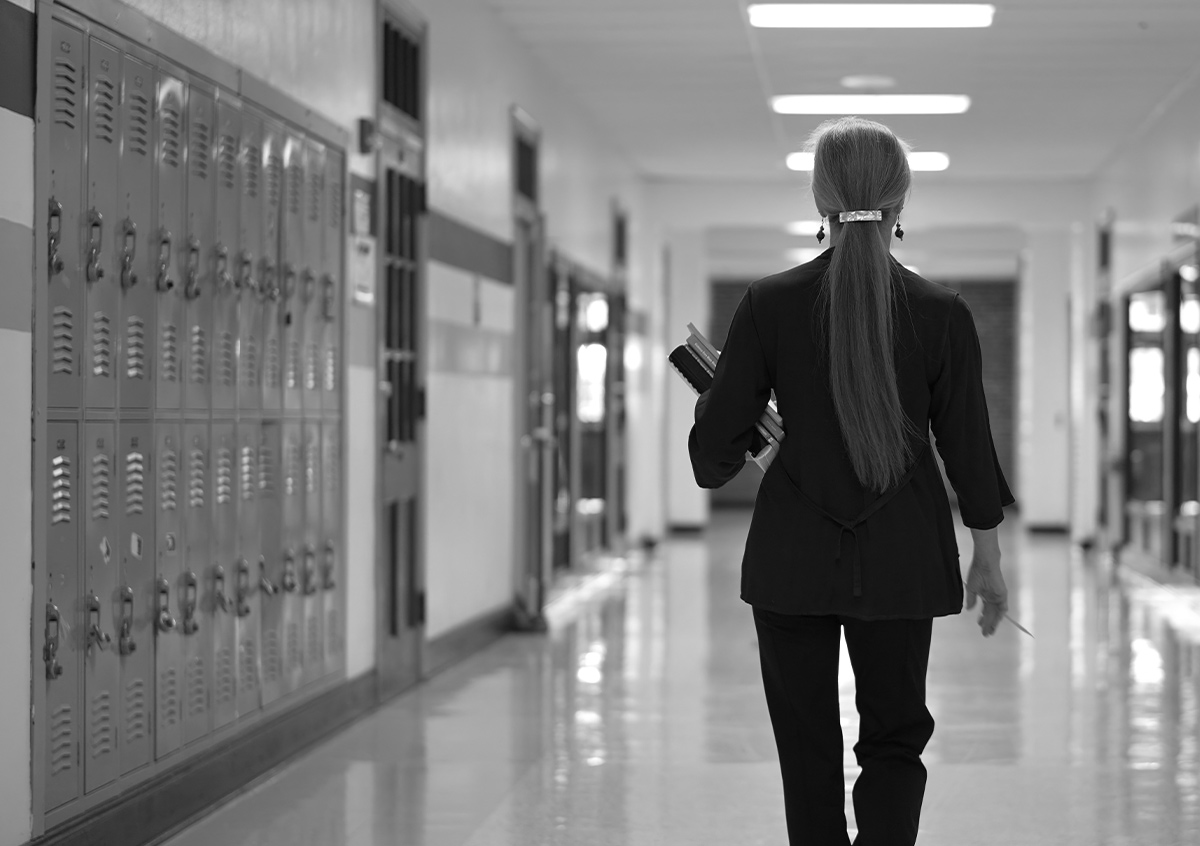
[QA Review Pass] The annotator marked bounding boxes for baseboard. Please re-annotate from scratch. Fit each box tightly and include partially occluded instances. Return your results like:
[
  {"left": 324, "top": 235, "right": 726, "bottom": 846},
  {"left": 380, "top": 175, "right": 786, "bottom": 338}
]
[
  {"left": 668, "top": 523, "right": 705, "bottom": 535},
  {"left": 424, "top": 606, "right": 515, "bottom": 680},
  {"left": 30, "top": 672, "right": 378, "bottom": 846},
  {"left": 1025, "top": 523, "right": 1070, "bottom": 534}
]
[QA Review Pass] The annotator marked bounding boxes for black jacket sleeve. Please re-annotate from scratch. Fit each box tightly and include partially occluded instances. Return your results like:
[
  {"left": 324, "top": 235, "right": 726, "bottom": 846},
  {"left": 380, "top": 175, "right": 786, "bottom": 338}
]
[
  {"left": 688, "top": 287, "right": 773, "bottom": 489},
  {"left": 929, "top": 294, "right": 1016, "bottom": 528}
]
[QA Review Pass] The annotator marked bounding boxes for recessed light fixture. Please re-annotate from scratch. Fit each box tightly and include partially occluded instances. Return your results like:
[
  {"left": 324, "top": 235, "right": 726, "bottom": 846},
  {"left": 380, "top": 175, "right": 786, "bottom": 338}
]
[
  {"left": 772, "top": 94, "right": 970, "bottom": 114},
  {"left": 748, "top": 4, "right": 995, "bottom": 29},
  {"left": 786, "top": 220, "right": 823, "bottom": 236},
  {"left": 787, "top": 151, "right": 951, "bottom": 171},
  {"left": 841, "top": 75, "right": 896, "bottom": 89}
]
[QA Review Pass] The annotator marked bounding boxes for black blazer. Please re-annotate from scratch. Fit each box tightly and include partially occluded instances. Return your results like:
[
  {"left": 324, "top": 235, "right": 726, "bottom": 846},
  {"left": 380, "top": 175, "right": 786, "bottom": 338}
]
[{"left": 689, "top": 249, "right": 1015, "bottom": 619}]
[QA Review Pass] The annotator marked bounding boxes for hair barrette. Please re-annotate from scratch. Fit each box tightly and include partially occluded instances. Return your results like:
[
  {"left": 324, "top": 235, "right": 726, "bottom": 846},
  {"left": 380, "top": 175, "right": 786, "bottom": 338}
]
[{"left": 838, "top": 210, "right": 883, "bottom": 223}]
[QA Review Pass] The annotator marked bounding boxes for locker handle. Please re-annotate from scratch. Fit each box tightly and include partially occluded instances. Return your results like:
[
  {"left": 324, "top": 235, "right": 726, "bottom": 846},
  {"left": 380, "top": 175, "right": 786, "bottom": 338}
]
[
  {"left": 118, "top": 586, "right": 137, "bottom": 655},
  {"left": 86, "top": 593, "right": 112, "bottom": 653},
  {"left": 236, "top": 558, "right": 253, "bottom": 616},
  {"left": 85, "top": 210, "right": 105, "bottom": 283},
  {"left": 214, "top": 564, "right": 231, "bottom": 613},
  {"left": 282, "top": 264, "right": 297, "bottom": 301},
  {"left": 260, "top": 259, "right": 279, "bottom": 302},
  {"left": 183, "top": 238, "right": 202, "bottom": 300},
  {"left": 281, "top": 552, "right": 298, "bottom": 593},
  {"left": 47, "top": 198, "right": 64, "bottom": 277},
  {"left": 303, "top": 546, "right": 318, "bottom": 595},
  {"left": 322, "top": 541, "right": 337, "bottom": 590},
  {"left": 259, "top": 556, "right": 279, "bottom": 597},
  {"left": 215, "top": 245, "right": 234, "bottom": 291},
  {"left": 182, "top": 571, "right": 200, "bottom": 634},
  {"left": 156, "top": 576, "right": 177, "bottom": 632},
  {"left": 238, "top": 251, "right": 256, "bottom": 297},
  {"left": 322, "top": 274, "right": 336, "bottom": 322},
  {"left": 43, "top": 602, "right": 64, "bottom": 680},
  {"left": 155, "top": 230, "right": 175, "bottom": 292},
  {"left": 120, "top": 219, "right": 139, "bottom": 290},
  {"left": 302, "top": 268, "right": 316, "bottom": 303}
]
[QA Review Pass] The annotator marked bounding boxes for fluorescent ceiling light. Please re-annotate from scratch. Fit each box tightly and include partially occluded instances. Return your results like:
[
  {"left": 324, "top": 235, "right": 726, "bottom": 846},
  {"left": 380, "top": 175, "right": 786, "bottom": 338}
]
[
  {"left": 749, "top": 4, "right": 995, "bottom": 29},
  {"left": 841, "top": 75, "right": 896, "bottom": 89},
  {"left": 786, "top": 220, "right": 823, "bottom": 236},
  {"left": 773, "top": 94, "right": 970, "bottom": 114},
  {"left": 787, "top": 151, "right": 950, "bottom": 171}
]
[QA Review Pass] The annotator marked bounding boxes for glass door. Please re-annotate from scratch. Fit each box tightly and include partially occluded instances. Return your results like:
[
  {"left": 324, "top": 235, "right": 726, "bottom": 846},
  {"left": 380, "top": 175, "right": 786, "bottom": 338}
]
[
  {"left": 1177, "top": 272, "right": 1199, "bottom": 579},
  {"left": 573, "top": 287, "right": 610, "bottom": 562},
  {"left": 1125, "top": 288, "right": 1168, "bottom": 559}
]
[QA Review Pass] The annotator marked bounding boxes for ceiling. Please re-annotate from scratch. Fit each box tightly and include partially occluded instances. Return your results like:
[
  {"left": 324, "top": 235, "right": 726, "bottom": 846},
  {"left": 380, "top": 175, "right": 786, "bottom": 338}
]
[{"left": 481, "top": 0, "right": 1200, "bottom": 183}]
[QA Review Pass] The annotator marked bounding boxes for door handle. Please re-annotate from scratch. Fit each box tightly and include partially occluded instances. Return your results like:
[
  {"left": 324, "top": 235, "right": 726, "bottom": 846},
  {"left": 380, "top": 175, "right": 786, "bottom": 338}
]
[
  {"left": 118, "top": 586, "right": 137, "bottom": 655},
  {"left": 156, "top": 577, "right": 177, "bottom": 632},
  {"left": 44, "top": 602, "right": 64, "bottom": 679},
  {"left": 86, "top": 593, "right": 111, "bottom": 653}
]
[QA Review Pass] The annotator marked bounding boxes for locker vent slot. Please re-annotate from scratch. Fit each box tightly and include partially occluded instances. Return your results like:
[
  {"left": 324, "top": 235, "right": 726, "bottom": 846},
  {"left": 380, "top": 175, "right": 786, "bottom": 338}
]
[
  {"left": 51, "top": 455, "right": 72, "bottom": 525},
  {"left": 215, "top": 647, "right": 235, "bottom": 705},
  {"left": 189, "top": 326, "right": 208, "bottom": 384},
  {"left": 52, "top": 58, "right": 79, "bottom": 129},
  {"left": 287, "top": 161, "right": 303, "bottom": 216},
  {"left": 284, "top": 441, "right": 301, "bottom": 498},
  {"left": 219, "top": 330, "right": 236, "bottom": 388},
  {"left": 266, "top": 153, "right": 283, "bottom": 210},
  {"left": 261, "top": 628, "right": 281, "bottom": 684},
  {"left": 190, "top": 119, "right": 211, "bottom": 180},
  {"left": 327, "top": 608, "right": 342, "bottom": 656},
  {"left": 325, "top": 442, "right": 340, "bottom": 503},
  {"left": 306, "top": 439, "right": 317, "bottom": 494},
  {"left": 218, "top": 133, "right": 237, "bottom": 190},
  {"left": 91, "top": 75, "right": 117, "bottom": 144},
  {"left": 158, "top": 668, "right": 179, "bottom": 727},
  {"left": 243, "top": 145, "right": 261, "bottom": 198},
  {"left": 306, "top": 614, "right": 320, "bottom": 665},
  {"left": 240, "top": 445, "right": 256, "bottom": 501},
  {"left": 216, "top": 447, "right": 234, "bottom": 505},
  {"left": 328, "top": 174, "right": 343, "bottom": 230},
  {"left": 160, "top": 322, "right": 179, "bottom": 383},
  {"left": 257, "top": 444, "right": 276, "bottom": 497},
  {"left": 89, "top": 691, "right": 114, "bottom": 759},
  {"left": 49, "top": 705, "right": 74, "bottom": 775},
  {"left": 324, "top": 344, "right": 339, "bottom": 394},
  {"left": 242, "top": 337, "right": 259, "bottom": 388},
  {"left": 188, "top": 448, "right": 206, "bottom": 508},
  {"left": 91, "top": 312, "right": 112, "bottom": 377},
  {"left": 265, "top": 336, "right": 281, "bottom": 389},
  {"left": 91, "top": 452, "right": 111, "bottom": 521},
  {"left": 124, "top": 679, "right": 148, "bottom": 743},
  {"left": 239, "top": 638, "right": 258, "bottom": 692},
  {"left": 128, "top": 90, "right": 152, "bottom": 156},
  {"left": 125, "top": 450, "right": 145, "bottom": 515},
  {"left": 160, "top": 448, "right": 178, "bottom": 511},
  {"left": 186, "top": 656, "right": 207, "bottom": 716},
  {"left": 286, "top": 339, "right": 301, "bottom": 389},
  {"left": 161, "top": 98, "right": 183, "bottom": 168},
  {"left": 126, "top": 316, "right": 147, "bottom": 379},
  {"left": 53, "top": 307, "right": 75, "bottom": 375},
  {"left": 305, "top": 342, "right": 319, "bottom": 391},
  {"left": 308, "top": 169, "right": 323, "bottom": 223},
  {"left": 286, "top": 621, "right": 301, "bottom": 672}
]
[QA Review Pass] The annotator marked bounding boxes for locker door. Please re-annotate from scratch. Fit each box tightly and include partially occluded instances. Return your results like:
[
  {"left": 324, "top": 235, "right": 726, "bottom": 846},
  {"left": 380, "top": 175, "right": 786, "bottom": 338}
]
[
  {"left": 235, "top": 422, "right": 262, "bottom": 716},
  {"left": 154, "top": 423, "right": 184, "bottom": 758},
  {"left": 237, "top": 111, "right": 265, "bottom": 413},
  {"left": 257, "top": 422, "right": 285, "bottom": 705},
  {"left": 117, "top": 55, "right": 156, "bottom": 411},
  {"left": 210, "top": 423, "right": 238, "bottom": 728},
  {"left": 302, "top": 140, "right": 326, "bottom": 413},
  {"left": 117, "top": 421, "right": 153, "bottom": 775},
  {"left": 280, "top": 135, "right": 306, "bottom": 413},
  {"left": 84, "top": 38, "right": 121, "bottom": 411},
  {"left": 260, "top": 121, "right": 285, "bottom": 413},
  {"left": 83, "top": 423, "right": 119, "bottom": 793},
  {"left": 280, "top": 422, "right": 304, "bottom": 693},
  {"left": 300, "top": 422, "right": 323, "bottom": 685},
  {"left": 211, "top": 96, "right": 241, "bottom": 412},
  {"left": 183, "top": 86, "right": 215, "bottom": 413},
  {"left": 155, "top": 73, "right": 186, "bottom": 412},
  {"left": 46, "top": 21, "right": 86, "bottom": 412},
  {"left": 320, "top": 420, "right": 343, "bottom": 676},
  {"left": 181, "top": 423, "right": 212, "bottom": 743},
  {"left": 43, "top": 422, "right": 81, "bottom": 811},
  {"left": 321, "top": 149, "right": 344, "bottom": 414}
]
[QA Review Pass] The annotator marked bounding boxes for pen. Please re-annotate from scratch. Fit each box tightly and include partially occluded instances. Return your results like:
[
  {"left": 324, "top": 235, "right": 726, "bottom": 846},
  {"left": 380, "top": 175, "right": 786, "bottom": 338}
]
[{"left": 1005, "top": 614, "right": 1033, "bottom": 638}]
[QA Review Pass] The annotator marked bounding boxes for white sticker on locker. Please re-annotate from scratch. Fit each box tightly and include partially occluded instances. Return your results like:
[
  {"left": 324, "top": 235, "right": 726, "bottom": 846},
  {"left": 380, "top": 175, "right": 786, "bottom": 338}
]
[
  {"left": 101, "top": 536, "right": 112, "bottom": 564},
  {"left": 131, "top": 533, "right": 143, "bottom": 559}
]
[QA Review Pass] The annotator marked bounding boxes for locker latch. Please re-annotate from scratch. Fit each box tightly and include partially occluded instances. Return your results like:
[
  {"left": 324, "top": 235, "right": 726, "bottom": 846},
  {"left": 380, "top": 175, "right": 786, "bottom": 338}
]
[
  {"left": 118, "top": 586, "right": 137, "bottom": 656},
  {"left": 120, "top": 219, "right": 138, "bottom": 290},
  {"left": 258, "top": 556, "right": 279, "bottom": 597},
  {"left": 182, "top": 571, "right": 200, "bottom": 634},
  {"left": 281, "top": 552, "right": 299, "bottom": 593},
  {"left": 47, "top": 199, "right": 65, "bottom": 277},
  {"left": 281, "top": 264, "right": 298, "bottom": 301},
  {"left": 85, "top": 593, "right": 112, "bottom": 654},
  {"left": 236, "top": 558, "right": 253, "bottom": 616},
  {"left": 85, "top": 210, "right": 105, "bottom": 283},
  {"left": 155, "top": 576, "right": 178, "bottom": 632},
  {"left": 302, "top": 546, "right": 318, "bottom": 595},
  {"left": 322, "top": 274, "right": 336, "bottom": 322},
  {"left": 260, "top": 259, "right": 279, "bottom": 302},
  {"left": 302, "top": 269, "right": 316, "bottom": 303},
  {"left": 43, "top": 602, "right": 64, "bottom": 680},
  {"left": 183, "top": 238, "right": 202, "bottom": 300},
  {"left": 215, "top": 245, "right": 233, "bottom": 291},
  {"left": 155, "top": 230, "right": 175, "bottom": 292},
  {"left": 322, "top": 541, "right": 336, "bottom": 590},
  {"left": 213, "top": 564, "right": 231, "bottom": 614},
  {"left": 238, "top": 252, "right": 256, "bottom": 297}
]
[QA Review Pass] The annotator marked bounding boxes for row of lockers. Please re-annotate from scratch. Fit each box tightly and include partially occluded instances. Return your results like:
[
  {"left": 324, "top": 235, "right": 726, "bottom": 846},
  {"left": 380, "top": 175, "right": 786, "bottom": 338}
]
[
  {"left": 42, "top": 415, "right": 343, "bottom": 814},
  {"left": 44, "top": 18, "right": 345, "bottom": 418}
]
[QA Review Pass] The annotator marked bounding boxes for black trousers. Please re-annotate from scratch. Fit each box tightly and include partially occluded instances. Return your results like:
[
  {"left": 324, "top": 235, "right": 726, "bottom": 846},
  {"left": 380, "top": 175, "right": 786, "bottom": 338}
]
[{"left": 752, "top": 608, "right": 935, "bottom": 846}]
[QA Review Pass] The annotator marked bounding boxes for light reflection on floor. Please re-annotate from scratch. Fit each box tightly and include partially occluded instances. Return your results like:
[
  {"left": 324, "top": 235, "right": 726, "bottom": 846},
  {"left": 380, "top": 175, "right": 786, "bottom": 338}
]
[{"left": 164, "top": 511, "right": 1200, "bottom": 846}]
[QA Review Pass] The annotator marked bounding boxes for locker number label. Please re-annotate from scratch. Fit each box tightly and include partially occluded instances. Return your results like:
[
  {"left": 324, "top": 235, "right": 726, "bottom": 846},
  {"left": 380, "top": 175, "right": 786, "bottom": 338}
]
[{"left": 130, "top": 533, "right": 143, "bottom": 560}]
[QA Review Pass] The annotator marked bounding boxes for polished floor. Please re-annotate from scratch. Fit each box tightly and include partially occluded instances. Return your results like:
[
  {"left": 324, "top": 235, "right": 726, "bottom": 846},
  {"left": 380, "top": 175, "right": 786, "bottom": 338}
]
[{"left": 163, "top": 511, "right": 1200, "bottom": 846}]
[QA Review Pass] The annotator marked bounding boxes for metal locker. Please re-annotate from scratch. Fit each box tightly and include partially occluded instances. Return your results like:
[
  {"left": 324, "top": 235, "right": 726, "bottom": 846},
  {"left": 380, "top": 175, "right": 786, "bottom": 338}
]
[
  {"left": 321, "top": 149, "right": 345, "bottom": 414},
  {"left": 116, "top": 53, "right": 156, "bottom": 412},
  {"left": 117, "top": 420, "right": 154, "bottom": 775},
  {"left": 300, "top": 422, "right": 323, "bottom": 685},
  {"left": 211, "top": 95, "right": 242, "bottom": 412},
  {"left": 280, "top": 422, "right": 305, "bottom": 693},
  {"left": 257, "top": 422, "right": 286, "bottom": 705},
  {"left": 236, "top": 110, "right": 265, "bottom": 413},
  {"left": 320, "top": 419, "right": 343, "bottom": 675},
  {"left": 83, "top": 38, "right": 122, "bottom": 411},
  {"left": 302, "top": 140, "right": 326, "bottom": 413},
  {"left": 234, "top": 421, "right": 262, "bottom": 717},
  {"left": 183, "top": 85, "right": 216, "bottom": 413},
  {"left": 46, "top": 21, "right": 86, "bottom": 412},
  {"left": 43, "top": 421, "right": 81, "bottom": 811},
  {"left": 210, "top": 422, "right": 238, "bottom": 728},
  {"left": 155, "top": 72, "right": 187, "bottom": 412},
  {"left": 280, "top": 135, "right": 306, "bottom": 413},
  {"left": 83, "top": 422, "right": 120, "bottom": 793},
  {"left": 259, "top": 121, "right": 285, "bottom": 413},
  {"left": 181, "top": 422, "right": 212, "bottom": 743},
  {"left": 154, "top": 422, "right": 183, "bottom": 758}
]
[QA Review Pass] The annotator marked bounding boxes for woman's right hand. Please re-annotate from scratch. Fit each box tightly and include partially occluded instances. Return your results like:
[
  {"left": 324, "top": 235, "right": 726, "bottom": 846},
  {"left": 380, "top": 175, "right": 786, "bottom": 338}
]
[{"left": 965, "top": 528, "right": 1007, "bottom": 638}]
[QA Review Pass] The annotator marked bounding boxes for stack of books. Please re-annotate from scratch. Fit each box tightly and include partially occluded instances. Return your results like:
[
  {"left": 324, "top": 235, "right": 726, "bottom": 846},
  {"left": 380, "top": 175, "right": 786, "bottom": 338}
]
[{"left": 670, "top": 322, "right": 785, "bottom": 472}]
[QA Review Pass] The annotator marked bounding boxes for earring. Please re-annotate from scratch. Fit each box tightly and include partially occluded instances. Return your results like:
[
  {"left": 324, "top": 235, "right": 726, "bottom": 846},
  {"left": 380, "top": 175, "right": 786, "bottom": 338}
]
[
  {"left": 895, "top": 218, "right": 904, "bottom": 241},
  {"left": 816, "top": 219, "right": 826, "bottom": 244}
]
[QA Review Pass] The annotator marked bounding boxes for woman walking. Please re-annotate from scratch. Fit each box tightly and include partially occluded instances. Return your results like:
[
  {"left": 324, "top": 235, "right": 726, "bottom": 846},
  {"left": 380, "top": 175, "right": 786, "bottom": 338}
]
[{"left": 689, "top": 116, "right": 1014, "bottom": 846}]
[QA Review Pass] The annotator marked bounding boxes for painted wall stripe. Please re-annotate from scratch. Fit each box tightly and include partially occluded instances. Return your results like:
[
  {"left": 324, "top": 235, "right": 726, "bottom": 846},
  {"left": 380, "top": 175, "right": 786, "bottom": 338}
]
[
  {"left": 429, "top": 210, "right": 513, "bottom": 286},
  {"left": 0, "top": 219, "right": 33, "bottom": 332},
  {"left": 0, "top": 3, "right": 34, "bottom": 119},
  {"left": 429, "top": 320, "right": 512, "bottom": 377},
  {"left": 0, "top": 108, "right": 34, "bottom": 228}
]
